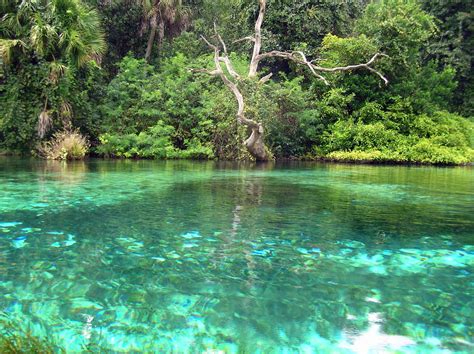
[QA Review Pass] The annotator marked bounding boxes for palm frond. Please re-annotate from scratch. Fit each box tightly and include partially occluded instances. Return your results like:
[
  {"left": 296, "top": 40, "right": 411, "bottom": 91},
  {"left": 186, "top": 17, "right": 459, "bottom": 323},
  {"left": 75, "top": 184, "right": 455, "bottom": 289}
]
[
  {"left": 37, "top": 109, "right": 53, "bottom": 139},
  {"left": 30, "top": 13, "right": 58, "bottom": 56},
  {"left": 0, "top": 38, "right": 26, "bottom": 64},
  {"left": 49, "top": 60, "right": 68, "bottom": 84}
]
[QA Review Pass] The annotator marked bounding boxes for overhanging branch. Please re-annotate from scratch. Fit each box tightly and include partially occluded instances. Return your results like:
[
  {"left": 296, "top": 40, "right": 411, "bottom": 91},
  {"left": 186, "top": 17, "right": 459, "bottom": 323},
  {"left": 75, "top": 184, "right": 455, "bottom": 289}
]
[
  {"left": 233, "top": 36, "right": 256, "bottom": 44},
  {"left": 256, "top": 50, "right": 389, "bottom": 85},
  {"left": 197, "top": 35, "right": 259, "bottom": 130}
]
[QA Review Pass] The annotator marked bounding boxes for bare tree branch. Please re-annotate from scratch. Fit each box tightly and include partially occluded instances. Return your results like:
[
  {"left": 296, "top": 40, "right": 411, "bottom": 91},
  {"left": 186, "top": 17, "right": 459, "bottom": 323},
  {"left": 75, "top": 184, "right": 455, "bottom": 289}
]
[
  {"left": 365, "top": 66, "right": 389, "bottom": 85},
  {"left": 233, "top": 36, "right": 256, "bottom": 44},
  {"left": 258, "top": 72, "right": 273, "bottom": 84},
  {"left": 211, "top": 24, "right": 241, "bottom": 79},
  {"left": 295, "top": 51, "right": 329, "bottom": 85},
  {"left": 310, "top": 52, "right": 386, "bottom": 75},
  {"left": 256, "top": 50, "right": 389, "bottom": 85},
  {"left": 199, "top": 35, "right": 259, "bottom": 130},
  {"left": 218, "top": 56, "right": 240, "bottom": 79},
  {"left": 190, "top": 68, "right": 220, "bottom": 76},
  {"left": 248, "top": 0, "right": 266, "bottom": 77},
  {"left": 200, "top": 35, "right": 217, "bottom": 50},
  {"left": 214, "top": 22, "right": 227, "bottom": 54}
]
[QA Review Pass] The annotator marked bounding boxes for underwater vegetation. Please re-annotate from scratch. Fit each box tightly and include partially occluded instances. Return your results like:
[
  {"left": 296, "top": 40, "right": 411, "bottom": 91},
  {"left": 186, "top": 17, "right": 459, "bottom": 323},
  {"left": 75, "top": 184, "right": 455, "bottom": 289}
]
[{"left": 0, "top": 313, "right": 61, "bottom": 353}]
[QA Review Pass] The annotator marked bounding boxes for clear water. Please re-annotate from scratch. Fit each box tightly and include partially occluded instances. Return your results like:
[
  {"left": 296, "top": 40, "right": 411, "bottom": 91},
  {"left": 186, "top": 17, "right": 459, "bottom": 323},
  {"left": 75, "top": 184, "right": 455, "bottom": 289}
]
[{"left": 0, "top": 158, "right": 473, "bottom": 353}]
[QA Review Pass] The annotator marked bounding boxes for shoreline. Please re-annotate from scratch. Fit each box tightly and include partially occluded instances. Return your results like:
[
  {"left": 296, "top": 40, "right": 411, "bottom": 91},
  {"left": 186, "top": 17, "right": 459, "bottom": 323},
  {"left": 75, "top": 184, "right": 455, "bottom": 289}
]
[{"left": 1, "top": 153, "right": 472, "bottom": 167}]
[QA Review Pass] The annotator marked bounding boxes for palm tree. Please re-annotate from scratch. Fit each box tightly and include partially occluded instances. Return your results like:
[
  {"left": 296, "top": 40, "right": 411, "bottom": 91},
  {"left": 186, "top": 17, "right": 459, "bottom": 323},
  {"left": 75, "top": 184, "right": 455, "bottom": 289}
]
[
  {"left": 0, "top": 0, "right": 106, "bottom": 138},
  {"left": 140, "top": 0, "right": 190, "bottom": 61}
]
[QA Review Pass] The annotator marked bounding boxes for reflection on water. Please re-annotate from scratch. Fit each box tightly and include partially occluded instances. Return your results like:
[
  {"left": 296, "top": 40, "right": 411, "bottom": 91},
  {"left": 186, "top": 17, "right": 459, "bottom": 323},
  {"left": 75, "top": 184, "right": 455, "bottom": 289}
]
[{"left": 0, "top": 158, "right": 473, "bottom": 352}]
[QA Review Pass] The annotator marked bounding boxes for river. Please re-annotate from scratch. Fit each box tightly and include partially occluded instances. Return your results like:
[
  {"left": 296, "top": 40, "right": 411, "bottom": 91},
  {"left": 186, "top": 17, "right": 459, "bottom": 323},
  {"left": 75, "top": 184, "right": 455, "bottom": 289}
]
[{"left": 0, "top": 158, "right": 473, "bottom": 352}]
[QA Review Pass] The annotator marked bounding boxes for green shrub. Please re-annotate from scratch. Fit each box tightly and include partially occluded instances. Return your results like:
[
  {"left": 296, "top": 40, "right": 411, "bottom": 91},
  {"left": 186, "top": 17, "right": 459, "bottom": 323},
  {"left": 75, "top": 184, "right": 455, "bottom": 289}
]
[
  {"left": 96, "top": 120, "right": 215, "bottom": 159},
  {"left": 36, "top": 130, "right": 89, "bottom": 160},
  {"left": 97, "top": 121, "right": 174, "bottom": 158},
  {"left": 316, "top": 108, "right": 474, "bottom": 164},
  {"left": 407, "top": 139, "right": 473, "bottom": 165},
  {"left": 325, "top": 150, "right": 408, "bottom": 163},
  {"left": 99, "top": 56, "right": 158, "bottom": 134}
]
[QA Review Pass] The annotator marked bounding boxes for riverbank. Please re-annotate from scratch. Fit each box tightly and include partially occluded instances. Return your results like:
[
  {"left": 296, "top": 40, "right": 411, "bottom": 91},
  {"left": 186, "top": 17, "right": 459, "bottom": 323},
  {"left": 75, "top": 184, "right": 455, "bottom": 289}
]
[{"left": 1, "top": 151, "right": 473, "bottom": 166}]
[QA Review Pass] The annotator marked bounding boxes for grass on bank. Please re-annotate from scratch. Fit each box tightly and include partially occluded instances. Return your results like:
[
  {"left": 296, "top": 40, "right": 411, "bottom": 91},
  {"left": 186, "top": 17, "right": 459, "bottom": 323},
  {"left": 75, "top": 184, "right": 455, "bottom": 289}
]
[{"left": 36, "top": 130, "right": 89, "bottom": 160}]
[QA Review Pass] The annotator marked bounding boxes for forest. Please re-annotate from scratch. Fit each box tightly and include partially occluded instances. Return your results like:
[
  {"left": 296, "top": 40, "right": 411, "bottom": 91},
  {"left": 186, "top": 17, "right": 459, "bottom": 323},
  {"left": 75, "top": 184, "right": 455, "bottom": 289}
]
[
  {"left": 1, "top": 2, "right": 474, "bottom": 352},
  {"left": 1, "top": 0, "right": 473, "bottom": 164}
]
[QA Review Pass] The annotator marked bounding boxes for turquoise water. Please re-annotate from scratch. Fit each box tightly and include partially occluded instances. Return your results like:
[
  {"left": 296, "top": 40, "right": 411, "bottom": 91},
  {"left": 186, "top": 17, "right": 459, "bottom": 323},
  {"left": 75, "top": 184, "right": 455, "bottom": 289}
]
[{"left": 0, "top": 158, "right": 473, "bottom": 353}]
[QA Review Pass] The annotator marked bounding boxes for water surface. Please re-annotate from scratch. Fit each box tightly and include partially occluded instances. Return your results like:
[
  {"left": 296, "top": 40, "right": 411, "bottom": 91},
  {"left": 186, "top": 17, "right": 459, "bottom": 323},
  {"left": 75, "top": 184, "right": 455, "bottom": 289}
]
[{"left": 0, "top": 158, "right": 473, "bottom": 352}]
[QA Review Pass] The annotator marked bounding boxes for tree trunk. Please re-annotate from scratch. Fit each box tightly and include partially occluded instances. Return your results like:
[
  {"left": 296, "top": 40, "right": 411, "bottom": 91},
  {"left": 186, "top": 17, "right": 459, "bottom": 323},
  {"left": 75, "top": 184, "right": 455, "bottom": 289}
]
[
  {"left": 157, "top": 19, "right": 165, "bottom": 54},
  {"left": 145, "top": 14, "right": 158, "bottom": 62},
  {"left": 198, "top": 32, "right": 272, "bottom": 162},
  {"left": 244, "top": 124, "right": 270, "bottom": 161}
]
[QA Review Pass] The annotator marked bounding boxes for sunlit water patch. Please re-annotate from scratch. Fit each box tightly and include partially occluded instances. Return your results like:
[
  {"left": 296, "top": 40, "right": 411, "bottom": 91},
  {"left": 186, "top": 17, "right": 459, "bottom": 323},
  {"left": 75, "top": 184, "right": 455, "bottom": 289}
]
[{"left": 0, "top": 158, "right": 473, "bottom": 352}]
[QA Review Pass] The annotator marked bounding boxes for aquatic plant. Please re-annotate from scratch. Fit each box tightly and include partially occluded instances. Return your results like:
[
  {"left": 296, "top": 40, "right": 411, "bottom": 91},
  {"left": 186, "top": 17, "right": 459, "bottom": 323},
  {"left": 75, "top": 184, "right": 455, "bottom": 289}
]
[{"left": 0, "top": 313, "right": 62, "bottom": 353}]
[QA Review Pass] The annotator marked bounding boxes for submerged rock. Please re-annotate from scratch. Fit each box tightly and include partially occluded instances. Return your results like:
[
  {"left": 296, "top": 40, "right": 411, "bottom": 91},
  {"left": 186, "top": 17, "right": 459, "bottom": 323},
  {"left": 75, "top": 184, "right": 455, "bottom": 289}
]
[
  {"left": 117, "top": 237, "right": 144, "bottom": 251},
  {"left": 21, "top": 227, "right": 41, "bottom": 233},
  {"left": 0, "top": 221, "right": 22, "bottom": 228},
  {"left": 70, "top": 299, "right": 104, "bottom": 312},
  {"left": 338, "top": 240, "right": 366, "bottom": 249},
  {"left": 297, "top": 247, "right": 321, "bottom": 255},
  {"left": 50, "top": 234, "right": 76, "bottom": 248},
  {"left": 181, "top": 231, "right": 201, "bottom": 239},
  {"left": 11, "top": 236, "right": 27, "bottom": 248},
  {"left": 251, "top": 249, "right": 274, "bottom": 257}
]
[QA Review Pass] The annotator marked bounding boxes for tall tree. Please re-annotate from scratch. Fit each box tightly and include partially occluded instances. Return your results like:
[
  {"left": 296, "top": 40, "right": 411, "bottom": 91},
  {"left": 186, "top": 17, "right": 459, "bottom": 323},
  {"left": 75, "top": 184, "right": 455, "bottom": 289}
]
[
  {"left": 421, "top": 0, "right": 473, "bottom": 115},
  {"left": 196, "top": 0, "right": 387, "bottom": 161},
  {"left": 141, "top": 0, "right": 190, "bottom": 61},
  {"left": 354, "top": 0, "right": 456, "bottom": 114}
]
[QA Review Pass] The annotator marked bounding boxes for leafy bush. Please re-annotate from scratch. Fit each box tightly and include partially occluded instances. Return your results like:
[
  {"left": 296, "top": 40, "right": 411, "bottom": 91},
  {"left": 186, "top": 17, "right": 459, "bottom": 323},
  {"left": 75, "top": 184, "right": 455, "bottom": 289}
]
[
  {"left": 325, "top": 150, "right": 408, "bottom": 163},
  {"left": 318, "top": 110, "right": 474, "bottom": 165},
  {"left": 99, "top": 56, "right": 157, "bottom": 134},
  {"left": 96, "top": 120, "right": 214, "bottom": 159},
  {"left": 0, "top": 61, "right": 49, "bottom": 152},
  {"left": 406, "top": 139, "right": 473, "bottom": 165},
  {"left": 98, "top": 54, "right": 314, "bottom": 160},
  {"left": 36, "top": 130, "right": 90, "bottom": 160},
  {"left": 95, "top": 49, "right": 473, "bottom": 165}
]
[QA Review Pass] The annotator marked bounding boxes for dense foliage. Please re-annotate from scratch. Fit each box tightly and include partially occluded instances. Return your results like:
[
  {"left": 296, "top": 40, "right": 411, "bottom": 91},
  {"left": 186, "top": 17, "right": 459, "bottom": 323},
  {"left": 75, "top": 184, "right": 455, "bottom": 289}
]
[
  {"left": 0, "top": 0, "right": 106, "bottom": 152},
  {"left": 1, "top": 0, "right": 473, "bottom": 164}
]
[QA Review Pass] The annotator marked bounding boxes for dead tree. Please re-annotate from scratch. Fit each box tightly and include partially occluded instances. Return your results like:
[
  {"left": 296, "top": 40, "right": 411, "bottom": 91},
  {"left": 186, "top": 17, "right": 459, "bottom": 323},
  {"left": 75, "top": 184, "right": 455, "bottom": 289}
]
[{"left": 197, "top": 0, "right": 388, "bottom": 161}]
